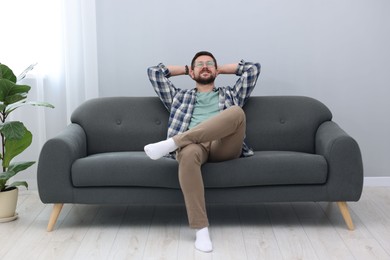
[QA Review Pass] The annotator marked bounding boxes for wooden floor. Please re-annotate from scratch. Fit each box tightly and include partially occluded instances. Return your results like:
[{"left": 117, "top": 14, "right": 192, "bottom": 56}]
[{"left": 1, "top": 187, "right": 390, "bottom": 260}]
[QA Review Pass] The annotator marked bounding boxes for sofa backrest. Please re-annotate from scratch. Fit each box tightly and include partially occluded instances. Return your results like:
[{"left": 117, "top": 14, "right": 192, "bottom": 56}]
[
  {"left": 71, "top": 96, "right": 332, "bottom": 155},
  {"left": 71, "top": 97, "right": 169, "bottom": 155},
  {"left": 244, "top": 96, "right": 332, "bottom": 153}
]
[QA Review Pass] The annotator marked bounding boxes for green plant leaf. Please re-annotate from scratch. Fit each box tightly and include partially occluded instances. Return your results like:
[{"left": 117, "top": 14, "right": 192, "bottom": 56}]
[
  {"left": 0, "top": 161, "right": 34, "bottom": 191},
  {"left": 0, "top": 170, "right": 16, "bottom": 180},
  {"left": 3, "top": 130, "right": 32, "bottom": 168},
  {"left": 6, "top": 83, "right": 30, "bottom": 96},
  {"left": 0, "top": 78, "right": 30, "bottom": 104},
  {"left": 5, "top": 100, "right": 54, "bottom": 114},
  {"left": 0, "top": 121, "right": 27, "bottom": 140},
  {"left": 7, "top": 181, "right": 28, "bottom": 190},
  {"left": 0, "top": 79, "right": 16, "bottom": 102},
  {"left": 7, "top": 161, "right": 35, "bottom": 174},
  {"left": 0, "top": 64, "right": 17, "bottom": 83},
  {"left": 0, "top": 171, "right": 16, "bottom": 191},
  {"left": 5, "top": 93, "right": 28, "bottom": 105}
]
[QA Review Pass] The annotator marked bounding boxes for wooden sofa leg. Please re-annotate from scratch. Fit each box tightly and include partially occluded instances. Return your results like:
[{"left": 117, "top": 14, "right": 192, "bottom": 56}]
[
  {"left": 337, "top": 201, "right": 355, "bottom": 230},
  {"left": 47, "top": 203, "right": 64, "bottom": 232}
]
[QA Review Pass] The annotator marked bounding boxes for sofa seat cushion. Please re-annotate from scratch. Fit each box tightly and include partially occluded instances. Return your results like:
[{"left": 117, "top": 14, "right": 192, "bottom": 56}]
[
  {"left": 71, "top": 151, "right": 328, "bottom": 189},
  {"left": 203, "top": 151, "right": 327, "bottom": 188}
]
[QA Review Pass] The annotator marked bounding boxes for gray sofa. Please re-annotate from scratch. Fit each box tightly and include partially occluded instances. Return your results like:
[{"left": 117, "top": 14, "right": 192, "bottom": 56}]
[{"left": 37, "top": 96, "right": 363, "bottom": 231}]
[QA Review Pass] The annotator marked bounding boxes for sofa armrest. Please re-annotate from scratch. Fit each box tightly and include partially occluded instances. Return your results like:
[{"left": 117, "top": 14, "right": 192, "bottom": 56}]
[
  {"left": 37, "top": 123, "right": 87, "bottom": 203},
  {"left": 315, "top": 121, "right": 363, "bottom": 201}
]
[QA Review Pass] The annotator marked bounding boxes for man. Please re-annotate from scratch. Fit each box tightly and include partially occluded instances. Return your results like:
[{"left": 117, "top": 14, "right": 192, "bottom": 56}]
[{"left": 145, "top": 51, "right": 261, "bottom": 252}]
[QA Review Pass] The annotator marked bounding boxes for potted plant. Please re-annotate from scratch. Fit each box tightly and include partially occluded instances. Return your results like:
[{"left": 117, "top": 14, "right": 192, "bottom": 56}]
[{"left": 0, "top": 63, "right": 54, "bottom": 222}]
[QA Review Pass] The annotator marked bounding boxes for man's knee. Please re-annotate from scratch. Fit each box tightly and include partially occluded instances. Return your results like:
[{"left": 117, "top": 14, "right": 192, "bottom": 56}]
[
  {"left": 226, "top": 105, "right": 246, "bottom": 124},
  {"left": 177, "top": 144, "right": 205, "bottom": 165}
]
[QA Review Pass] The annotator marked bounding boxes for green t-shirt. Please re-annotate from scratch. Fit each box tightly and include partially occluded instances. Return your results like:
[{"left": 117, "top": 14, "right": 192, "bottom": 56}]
[{"left": 188, "top": 91, "right": 219, "bottom": 129}]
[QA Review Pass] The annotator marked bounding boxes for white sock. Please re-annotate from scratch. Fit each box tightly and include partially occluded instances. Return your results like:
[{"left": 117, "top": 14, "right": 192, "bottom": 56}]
[
  {"left": 195, "top": 227, "right": 213, "bottom": 253},
  {"left": 144, "top": 138, "right": 178, "bottom": 160}
]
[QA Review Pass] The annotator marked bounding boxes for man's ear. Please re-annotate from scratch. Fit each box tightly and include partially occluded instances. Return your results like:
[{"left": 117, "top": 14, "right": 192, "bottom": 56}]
[{"left": 189, "top": 68, "right": 195, "bottom": 79}]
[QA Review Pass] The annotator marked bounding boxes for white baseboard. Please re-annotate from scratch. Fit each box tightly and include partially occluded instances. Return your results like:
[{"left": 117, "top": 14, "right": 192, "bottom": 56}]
[{"left": 364, "top": 177, "right": 390, "bottom": 186}]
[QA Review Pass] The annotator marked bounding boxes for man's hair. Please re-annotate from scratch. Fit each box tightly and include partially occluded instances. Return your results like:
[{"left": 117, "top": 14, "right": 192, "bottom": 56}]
[{"left": 191, "top": 51, "right": 218, "bottom": 70}]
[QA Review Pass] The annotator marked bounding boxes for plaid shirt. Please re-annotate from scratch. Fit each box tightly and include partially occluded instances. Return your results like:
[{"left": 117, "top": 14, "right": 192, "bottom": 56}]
[{"left": 147, "top": 59, "right": 261, "bottom": 157}]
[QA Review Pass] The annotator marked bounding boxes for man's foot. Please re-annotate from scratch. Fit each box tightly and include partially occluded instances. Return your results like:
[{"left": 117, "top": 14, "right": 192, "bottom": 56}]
[
  {"left": 195, "top": 227, "right": 213, "bottom": 252},
  {"left": 144, "top": 138, "right": 178, "bottom": 160}
]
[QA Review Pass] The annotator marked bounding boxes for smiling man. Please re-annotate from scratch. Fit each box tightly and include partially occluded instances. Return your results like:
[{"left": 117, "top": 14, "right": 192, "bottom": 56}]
[{"left": 145, "top": 51, "right": 261, "bottom": 252}]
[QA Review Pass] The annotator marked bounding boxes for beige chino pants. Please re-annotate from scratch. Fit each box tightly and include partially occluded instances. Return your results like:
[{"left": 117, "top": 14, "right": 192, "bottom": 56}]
[{"left": 173, "top": 105, "right": 246, "bottom": 228}]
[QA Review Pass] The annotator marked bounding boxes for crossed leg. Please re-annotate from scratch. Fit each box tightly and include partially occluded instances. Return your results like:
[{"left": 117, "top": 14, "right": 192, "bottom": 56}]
[{"left": 144, "top": 106, "right": 246, "bottom": 252}]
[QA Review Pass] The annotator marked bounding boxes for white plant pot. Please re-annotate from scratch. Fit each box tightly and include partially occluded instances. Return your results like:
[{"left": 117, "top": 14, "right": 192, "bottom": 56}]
[{"left": 0, "top": 187, "right": 19, "bottom": 222}]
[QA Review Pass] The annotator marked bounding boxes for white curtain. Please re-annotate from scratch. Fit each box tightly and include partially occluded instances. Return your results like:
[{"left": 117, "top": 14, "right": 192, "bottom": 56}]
[
  {"left": 62, "top": 0, "right": 99, "bottom": 118},
  {"left": 0, "top": 0, "right": 99, "bottom": 188}
]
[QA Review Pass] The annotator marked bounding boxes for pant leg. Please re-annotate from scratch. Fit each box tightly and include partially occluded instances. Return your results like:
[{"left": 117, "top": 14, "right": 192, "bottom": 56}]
[
  {"left": 176, "top": 143, "right": 209, "bottom": 228},
  {"left": 173, "top": 105, "right": 246, "bottom": 162},
  {"left": 209, "top": 106, "right": 246, "bottom": 162},
  {"left": 174, "top": 106, "right": 247, "bottom": 228}
]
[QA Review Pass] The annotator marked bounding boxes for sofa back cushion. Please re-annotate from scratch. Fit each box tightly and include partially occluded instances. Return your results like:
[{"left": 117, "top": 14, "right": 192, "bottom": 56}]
[
  {"left": 244, "top": 96, "right": 332, "bottom": 153},
  {"left": 71, "top": 97, "right": 169, "bottom": 154},
  {"left": 71, "top": 96, "right": 332, "bottom": 155}
]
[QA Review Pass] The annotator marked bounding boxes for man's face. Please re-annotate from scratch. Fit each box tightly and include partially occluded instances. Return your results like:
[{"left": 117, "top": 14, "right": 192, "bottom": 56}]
[{"left": 191, "top": 55, "right": 217, "bottom": 85}]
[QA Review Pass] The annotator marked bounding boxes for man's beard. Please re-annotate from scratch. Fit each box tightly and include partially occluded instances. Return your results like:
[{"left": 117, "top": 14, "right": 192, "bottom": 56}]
[{"left": 194, "top": 69, "right": 216, "bottom": 85}]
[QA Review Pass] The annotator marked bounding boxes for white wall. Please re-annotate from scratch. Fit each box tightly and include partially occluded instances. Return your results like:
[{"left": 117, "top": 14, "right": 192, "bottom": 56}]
[{"left": 95, "top": 0, "right": 390, "bottom": 178}]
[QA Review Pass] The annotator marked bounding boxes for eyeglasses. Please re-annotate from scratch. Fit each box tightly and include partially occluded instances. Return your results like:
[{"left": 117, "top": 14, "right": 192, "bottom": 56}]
[{"left": 194, "top": 61, "right": 215, "bottom": 68}]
